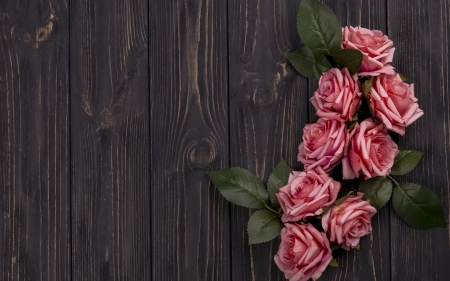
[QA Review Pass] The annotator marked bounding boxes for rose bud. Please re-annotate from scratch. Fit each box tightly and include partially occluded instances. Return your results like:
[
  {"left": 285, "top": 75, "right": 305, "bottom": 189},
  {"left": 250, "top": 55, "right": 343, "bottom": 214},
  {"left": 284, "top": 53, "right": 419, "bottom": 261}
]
[
  {"left": 342, "top": 26, "right": 396, "bottom": 76},
  {"left": 310, "top": 68, "right": 362, "bottom": 122},
  {"left": 368, "top": 74, "right": 423, "bottom": 135},
  {"left": 321, "top": 193, "right": 377, "bottom": 250},
  {"left": 275, "top": 223, "right": 332, "bottom": 281},
  {"left": 298, "top": 118, "right": 349, "bottom": 172},
  {"left": 276, "top": 167, "right": 340, "bottom": 223},
  {"left": 342, "top": 119, "right": 399, "bottom": 179}
]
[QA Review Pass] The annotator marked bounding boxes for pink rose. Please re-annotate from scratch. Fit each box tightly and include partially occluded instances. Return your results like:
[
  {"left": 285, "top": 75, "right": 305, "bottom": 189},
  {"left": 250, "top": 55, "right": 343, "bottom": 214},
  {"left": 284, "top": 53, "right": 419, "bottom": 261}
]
[
  {"left": 342, "top": 119, "right": 399, "bottom": 179},
  {"left": 298, "top": 118, "right": 349, "bottom": 172},
  {"left": 274, "top": 223, "right": 332, "bottom": 281},
  {"left": 368, "top": 74, "right": 423, "bottom": 135},
  {"left": 276, "top": 167, "right": 340, "bottom": 223},
  {"left": 321, "top": 193, "right": 377, "bottom": 250},
  {"left": 310, "top": 68, "right": 362, "bottom": 122},
  {"left": 342, "top": 26, "right": 396, "bottom": 76}
]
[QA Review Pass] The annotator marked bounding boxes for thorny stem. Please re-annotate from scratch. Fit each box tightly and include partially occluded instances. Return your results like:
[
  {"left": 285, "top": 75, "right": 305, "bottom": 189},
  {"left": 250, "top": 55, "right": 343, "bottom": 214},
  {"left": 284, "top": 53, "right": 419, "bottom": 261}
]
[{"left": 388, "top": 175, "right": 399, "bottom": 186}]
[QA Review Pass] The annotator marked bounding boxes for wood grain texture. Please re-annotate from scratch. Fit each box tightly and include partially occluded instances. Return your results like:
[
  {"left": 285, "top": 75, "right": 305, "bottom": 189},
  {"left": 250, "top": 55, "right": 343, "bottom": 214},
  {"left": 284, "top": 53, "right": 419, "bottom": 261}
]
[
  {"left": 387, "top": 1, "right": 450, "bottom": 280},
  {"left": 307, "top": 1, "right": 391, "bottom": 280},
  {"left": 0, "top": 0, "right": 70, "bottom": 280},
  {"left": 70, "top": 0, "right": 150, "bottom": 280},
  {"left": 228, "top": 0, "right": 307, "bottom": 279},
  {"left": 150, "top": 0, "right": 230, "bottom": 280}
]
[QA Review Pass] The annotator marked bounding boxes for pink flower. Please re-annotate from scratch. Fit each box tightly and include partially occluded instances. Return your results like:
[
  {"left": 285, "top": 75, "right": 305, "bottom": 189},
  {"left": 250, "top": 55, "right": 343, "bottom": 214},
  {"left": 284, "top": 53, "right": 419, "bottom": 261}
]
[
  {"left": 298, "top": 118, "right": 349, "bottom": 172},
  {"left": 342, "top": 26, "right": 396, "bottom": 76},
  {"left": 310, "top": 68, "right": 362, "bottom": 122},
  {"left": 276, "top": 167, "right": 340, "bottom": 223},
  {"left": 368, "top": 74, "right": 423, "bottom": 135},
  {"left": 342, "top": 119, "right": 399, "bottom": 179},
  {"left": 274, "top": 223, "right": 332, "bottom": 281},
  {"left": 321, "top": 193, "right": 377, "bottom": 250}
]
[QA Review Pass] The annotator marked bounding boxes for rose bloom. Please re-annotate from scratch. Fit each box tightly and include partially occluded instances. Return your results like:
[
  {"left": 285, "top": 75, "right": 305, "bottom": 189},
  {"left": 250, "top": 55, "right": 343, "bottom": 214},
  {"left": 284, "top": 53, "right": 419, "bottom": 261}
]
[
  {"left": 276, "top": 167, "right": 340, "bottom": 223},
  {"left": 342, "top": 119, "right": 399, "bottom": 179},
  {"left": 310, "top": 68, "right": 362, "bottom": 122},
  {"left": 368, "top": 74, "right": 423, "bottom": 135},
  {"left": 298, "top": 118, "right": 349, "bottom": 172},
  {"left": 342, "top": 26, "right": 396, "bottom": 76},
  {"left": 274, "top": 223, "right": 332, "bottom": 281},
  {"left": 321, "top": 193, "right": 377, "bottom": 250}
]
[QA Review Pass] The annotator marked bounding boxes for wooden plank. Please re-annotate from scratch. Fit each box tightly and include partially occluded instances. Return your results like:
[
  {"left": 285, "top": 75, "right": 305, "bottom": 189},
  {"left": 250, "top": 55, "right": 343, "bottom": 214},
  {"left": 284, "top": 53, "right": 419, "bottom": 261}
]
[
  {"left": 0, "top": 0, "right": 70, "bottom": 280},
  {"left": 150, "top": 0, "right": 230, "bottom": 280},
  {"left": 70, "top": 0, "right": 150, "bottom": 279},
  {"left": 308, "top": 1, "right": 391, "bottom": 280},
  {"left": 387, "top": 1, "right": 450, "bottom": 280},
  {"left": 228, "top": 0, "right": 308, "bottom": 279}
]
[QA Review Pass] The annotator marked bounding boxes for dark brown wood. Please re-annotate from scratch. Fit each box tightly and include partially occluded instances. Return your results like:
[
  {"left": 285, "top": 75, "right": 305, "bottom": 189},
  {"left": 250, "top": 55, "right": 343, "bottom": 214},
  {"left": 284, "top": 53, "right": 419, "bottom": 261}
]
[
  {"left": 228, "top": 0, "right": 307, "bottom": 279},
  {"left": 0, "top": 0, "right": 70, "bottom": 280},
  {"left": 150, "top": 0, "right": 230, "bottom": 280},
  {"left": 387, "top": 1, "right": 450, "bottom": 280},
  {"left": 70, "top": 0, "right": 150, "bottom": 280},
  {"left": 307, "top": 1, "right": 391, "bottom": 280}
]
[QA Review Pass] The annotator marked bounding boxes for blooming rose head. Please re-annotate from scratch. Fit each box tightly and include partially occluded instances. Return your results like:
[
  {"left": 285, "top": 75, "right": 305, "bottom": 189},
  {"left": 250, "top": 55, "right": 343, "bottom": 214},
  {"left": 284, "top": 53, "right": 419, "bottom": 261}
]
[
  {"left": 369, "top": 74, "right": 423, "bottom": 135},
  {"left": 321, "top": 192, "right": 377, "bottom": 250},
  {"left": 342, "top": 26, "right": 396, "bottom": 76},
  {"left": 342, "top": 119, "right": 399, "bottom": 179},
  {"left": 298, "top": 118, "right": 349, "bottom": 172},
  {"left": 276, "top": 167, "right": 341, "bottom": 223},
  {"left": 310, "top": 68, "right": 362, "bottom": 122},
  {"left": 274, "top": 223, "right": 332, "bottom": 281}
]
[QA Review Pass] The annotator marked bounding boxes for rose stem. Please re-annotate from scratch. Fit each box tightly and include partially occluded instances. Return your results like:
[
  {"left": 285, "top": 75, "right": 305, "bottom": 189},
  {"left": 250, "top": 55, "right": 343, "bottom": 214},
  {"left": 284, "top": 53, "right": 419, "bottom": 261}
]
[{"left": 387, "top": 175, "right": 399, "bottom": 186}]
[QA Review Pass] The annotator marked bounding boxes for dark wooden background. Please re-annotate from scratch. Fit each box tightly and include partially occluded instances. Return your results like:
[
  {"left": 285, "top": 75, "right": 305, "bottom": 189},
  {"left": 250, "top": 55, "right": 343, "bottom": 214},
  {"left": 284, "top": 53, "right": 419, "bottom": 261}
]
[{"left": 0, "top": 0, "right": 449, "bottom": 280}]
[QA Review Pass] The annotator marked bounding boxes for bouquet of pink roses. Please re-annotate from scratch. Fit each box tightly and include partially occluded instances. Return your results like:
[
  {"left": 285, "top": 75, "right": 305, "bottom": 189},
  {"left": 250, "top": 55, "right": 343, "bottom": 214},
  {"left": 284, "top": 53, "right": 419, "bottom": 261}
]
[{"left": 207, "top": 0, "right": 446, "bottom": 280}]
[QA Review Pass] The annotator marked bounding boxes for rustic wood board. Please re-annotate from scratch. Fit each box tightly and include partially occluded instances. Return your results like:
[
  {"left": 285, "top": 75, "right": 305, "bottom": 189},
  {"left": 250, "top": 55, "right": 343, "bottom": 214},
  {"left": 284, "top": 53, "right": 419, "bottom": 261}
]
[
  {"left": 0, "top": 1, "right": 71, "bottom": 280},
  {"left": 228, "top": 0, "right": 307, "bottom": 279},
  {"left": 387, "top": 1, "right": 450, "bottom": 280},
  {"left": 150, "top": 0, "right": 230, "bottom": 280},
  {"left": 70, "top": 0, "right": 151, "bottom": 279}
]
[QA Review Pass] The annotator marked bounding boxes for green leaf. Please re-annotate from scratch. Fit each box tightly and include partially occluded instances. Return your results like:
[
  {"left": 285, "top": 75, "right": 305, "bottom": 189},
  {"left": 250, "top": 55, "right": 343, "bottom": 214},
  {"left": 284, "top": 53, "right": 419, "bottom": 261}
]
[
  {"left": 392, "top": 183, "right": 446, "bottom": 229},
  {"left": 362, "top": 77, "right": 374, "bottom": 97},
  {"left": 287, "top": 46, "right": 332, "bottom": 79},
  {"left": 391, "top": 150, "right": 423, "bottom": 175},
  {"left": 247, "top": 209, "right": 283, "bottom": 244},
  {"left": 359, "top": 177, "right": 393, "bottom": 210},
  {"left": 333, "top": 49, "right": 363, "bottom": 75},
  {"left": 398, "top": 73, "right": 408, "bottom": 82},
  {"left": 328, "top": 258, "right": 338, "bottom": 267},
  {"left": 267, "top": 159, "right": 293, "bottom": 209},
  {"left": 297, "top": 0, "right": 342, "bottom": 55},
  {"left": 207, "top": 168, "right": 268, "bottom": 208},
  {"left": 334, "top": 191, "right": 355, "bottom": 206}
]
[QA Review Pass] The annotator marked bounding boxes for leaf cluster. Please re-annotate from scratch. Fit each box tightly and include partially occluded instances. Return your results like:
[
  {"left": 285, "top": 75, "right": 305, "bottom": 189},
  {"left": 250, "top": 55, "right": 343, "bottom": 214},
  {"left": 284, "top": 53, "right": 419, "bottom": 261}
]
[
  {"left": 287, "top": 0, "right": 363, "bottom": 78},
  {"left": 207, "top": 160, "right": 292, "bottom": 244}
]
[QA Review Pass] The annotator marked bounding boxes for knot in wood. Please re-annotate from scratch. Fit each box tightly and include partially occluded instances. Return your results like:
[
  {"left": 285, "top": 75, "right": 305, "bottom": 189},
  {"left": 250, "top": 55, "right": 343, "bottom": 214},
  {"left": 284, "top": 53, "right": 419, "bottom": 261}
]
[
  {"left": 188, "top": 137, "right": 217, "bottom": 170},
  {"left": 252, "top": 81, "right": 275, "bottom": 109}
]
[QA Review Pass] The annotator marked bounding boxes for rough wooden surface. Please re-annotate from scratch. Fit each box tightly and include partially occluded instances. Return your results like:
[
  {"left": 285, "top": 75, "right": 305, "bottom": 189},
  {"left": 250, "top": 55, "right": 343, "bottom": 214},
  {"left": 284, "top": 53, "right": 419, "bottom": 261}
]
[
  {"left": 0, "top": 0, "right": 70, "bottom": 280},
  {"left": 0, "top": 0, "right": 449, "bottom": 280},
  {"left": 150, "top": 0, "right": 230, "bottom": 280},
  {"left": 387, "top": 1, "right": 450, "bottom": 280},
  {"left": 70, "top": 0, "right": 150, "bottom": 279}
]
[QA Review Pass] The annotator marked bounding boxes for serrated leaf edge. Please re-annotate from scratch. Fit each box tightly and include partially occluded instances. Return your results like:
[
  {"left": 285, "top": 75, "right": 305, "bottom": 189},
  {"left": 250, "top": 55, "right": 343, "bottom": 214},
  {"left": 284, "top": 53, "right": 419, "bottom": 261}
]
[{"left": 247, "top": 211, "right": 282, "bottom": 245}]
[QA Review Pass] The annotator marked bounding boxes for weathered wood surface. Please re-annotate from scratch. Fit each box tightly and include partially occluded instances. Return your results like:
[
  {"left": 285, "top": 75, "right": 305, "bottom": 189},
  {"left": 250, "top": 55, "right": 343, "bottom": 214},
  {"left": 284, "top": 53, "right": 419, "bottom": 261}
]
[
  {"left": 70, "top": 0, "right": 150, "bottom": 279},
  {"left": 0, "top": 0, "right": 71, "bottom": 280},
  {"left": 0, "top": 0, "right": 449, "bottom": 280}
]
